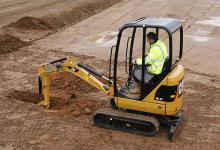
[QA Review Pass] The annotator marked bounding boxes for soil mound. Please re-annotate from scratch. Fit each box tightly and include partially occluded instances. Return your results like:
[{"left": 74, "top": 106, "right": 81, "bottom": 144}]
[
  {"left": 4, "top": 0, "right": 122, "bottom": 31},
  {"left": 8, "top": 72, "right": 101, "bottom": 115},
  {"left": 49, "top": 72, "right": 102, "bottom": 113},
  {"left": 0, "top": 34, "right": 28, "bottom": 55},
  {"left": 50, "top": 72, "right": 96, "bottom": 92},
  {"left": 7, "top": 16, "right": 64, "bottom": 30},
  {"left": 58, "top": 0, "right": 121, "bottom": 25}
]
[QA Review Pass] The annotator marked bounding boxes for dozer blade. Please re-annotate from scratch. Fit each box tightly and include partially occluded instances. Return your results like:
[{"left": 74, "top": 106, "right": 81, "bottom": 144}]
[
  {"left": 93, "top": 108, "right": 160, "bottom": 136},
  {"left": 168, "top": 110, "right": 184, "bottom": 141}
]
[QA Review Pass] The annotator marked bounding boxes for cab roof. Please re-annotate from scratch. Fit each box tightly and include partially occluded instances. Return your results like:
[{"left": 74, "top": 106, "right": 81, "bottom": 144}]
[{"left": 123, "top": 17, "right": 182, "bottom": 34}]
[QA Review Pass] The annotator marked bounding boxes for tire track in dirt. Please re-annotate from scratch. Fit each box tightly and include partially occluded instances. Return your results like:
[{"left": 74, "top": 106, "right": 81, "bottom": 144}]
[
  {"left": 0, "top": 0, "right": 30, "bottom": 10},
  {"left": 0, "top": 0, "right": 122, "bottom": 56}
]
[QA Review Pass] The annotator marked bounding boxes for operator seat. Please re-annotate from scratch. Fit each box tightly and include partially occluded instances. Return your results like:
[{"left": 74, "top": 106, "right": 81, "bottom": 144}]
[{"left": 133, "top": 58, "right": 169, "bottom": 84}]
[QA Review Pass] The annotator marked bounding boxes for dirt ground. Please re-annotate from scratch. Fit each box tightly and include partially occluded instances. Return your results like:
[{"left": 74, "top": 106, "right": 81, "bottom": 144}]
[{"left": 0, "top": 0, "right": 220, "bottom": 150}]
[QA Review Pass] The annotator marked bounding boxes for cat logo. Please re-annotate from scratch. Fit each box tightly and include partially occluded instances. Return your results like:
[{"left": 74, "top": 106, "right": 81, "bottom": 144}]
[{"left": 178, "top": 79, "right": 184, "bottom": 96}]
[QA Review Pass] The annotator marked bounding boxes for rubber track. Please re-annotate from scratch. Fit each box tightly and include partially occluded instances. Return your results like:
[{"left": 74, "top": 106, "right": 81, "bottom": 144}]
[{"left": 93, "top": 107, "right": 160, "bottom": 135}]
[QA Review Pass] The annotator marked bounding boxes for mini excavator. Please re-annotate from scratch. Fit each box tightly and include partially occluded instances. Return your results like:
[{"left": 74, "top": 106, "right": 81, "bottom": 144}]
[{"left": 37, "top": 17, "right": 184, "bottom": 141}]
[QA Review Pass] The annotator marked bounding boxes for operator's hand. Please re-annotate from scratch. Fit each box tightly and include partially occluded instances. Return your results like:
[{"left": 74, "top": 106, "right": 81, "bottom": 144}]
[
  {"left": 135, "top": 58, "right": 142, "bottom": 65},
  {"left": 132, "top": 59, "right": 136, "bottom": 64}
]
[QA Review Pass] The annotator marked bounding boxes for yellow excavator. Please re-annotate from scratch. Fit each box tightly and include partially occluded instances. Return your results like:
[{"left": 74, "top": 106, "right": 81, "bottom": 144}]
[{"left": 37, "top": 17, "right": 184, "bottom": 141}]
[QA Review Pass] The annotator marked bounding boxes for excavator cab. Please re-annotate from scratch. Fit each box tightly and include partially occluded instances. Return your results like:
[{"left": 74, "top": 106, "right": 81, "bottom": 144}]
[
  {"left": 37, "top": 17, "right": 184, "bottom": 141},
  {"left": 109, "top": 17, "right": 183, "bottom": 100}
]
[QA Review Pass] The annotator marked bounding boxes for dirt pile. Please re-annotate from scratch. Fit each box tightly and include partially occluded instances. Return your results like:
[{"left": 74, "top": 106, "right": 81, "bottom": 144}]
[
  {"left": 49, "top": 72, "right": 101, "bottom": 113},
  {"left": 6, "top": 0, "right": 122, "bottom": 30},
  {"left": 8, "top": 72, "right": 102, "bottom": 116},
  {"left": 8, "top": 90, "right": 99, "bottom": 117},
  {"left": 57, "top": 0, "right": 122, "bottom": 25},
  {"left": 0, "top": 0, "right": 122, "bottom": 55},
  {"left": 7, "top": 16, "right": 65, "bottom": 30},
  {"left": 50, "top": 72, "right": 97, "bottom": 92},
  {"left": 0, "top": 34, "right": 28, "bottom": 55}
]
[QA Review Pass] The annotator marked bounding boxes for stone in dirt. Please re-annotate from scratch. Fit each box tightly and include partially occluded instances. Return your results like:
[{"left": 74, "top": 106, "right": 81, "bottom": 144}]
[
  {"left": 72, "top": 110, "right": 81, "bottom": 116},
  {"left": 84, "top": 108, "right": 92, "bottom": 114}
]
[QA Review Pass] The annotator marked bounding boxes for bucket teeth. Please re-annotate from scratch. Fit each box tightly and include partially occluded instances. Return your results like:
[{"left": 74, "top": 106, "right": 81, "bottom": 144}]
[{"left": 38, "top": 100, "right": 50, "bottom": 109}]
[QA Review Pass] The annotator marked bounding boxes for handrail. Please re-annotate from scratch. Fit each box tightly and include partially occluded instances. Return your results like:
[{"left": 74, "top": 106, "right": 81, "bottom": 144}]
[
  {"left": 109, "top": 46, "right": 116, "bottom": 80},
  {"left": 125, "top": 37, "right": 132, "bottom": 74}
]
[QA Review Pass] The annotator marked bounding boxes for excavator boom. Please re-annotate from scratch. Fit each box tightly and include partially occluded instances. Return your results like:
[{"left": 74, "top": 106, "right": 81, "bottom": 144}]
[{"left": 37, "top": 56, "right": 113, "bottom": 108}]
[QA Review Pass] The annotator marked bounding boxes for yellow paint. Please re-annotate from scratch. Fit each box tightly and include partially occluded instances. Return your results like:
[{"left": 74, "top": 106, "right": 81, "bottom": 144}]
[
  {"left": 38, "top": 56, "right": 184, "bottom": 117},
  {"left": 37, "top": 56, "right": 111, "bottom": 108},
  {"left": 114, "top": 64, "right": 184, "bottom": 116}
]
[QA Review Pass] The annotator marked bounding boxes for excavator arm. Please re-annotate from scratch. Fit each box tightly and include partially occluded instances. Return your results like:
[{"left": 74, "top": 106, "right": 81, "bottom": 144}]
[{"left": 37, "top": 56, "right": 114, "bottom": 108}]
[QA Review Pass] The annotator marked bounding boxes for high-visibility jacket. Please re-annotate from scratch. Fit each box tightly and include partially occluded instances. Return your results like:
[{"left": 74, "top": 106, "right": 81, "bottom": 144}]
[{"left": 136, "top": 39, "right": 168, "bottom": 75}]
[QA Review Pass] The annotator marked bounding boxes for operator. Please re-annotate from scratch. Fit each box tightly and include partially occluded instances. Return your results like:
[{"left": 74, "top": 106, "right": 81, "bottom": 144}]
[
  {"left": 133, "top": 32, "right": 168, "bottom": 81},
  {"left": 120, "top": 32, "right": 168, "bottom": 98}
]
